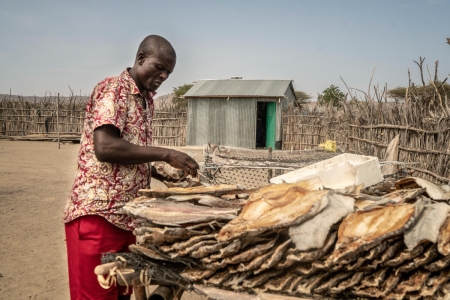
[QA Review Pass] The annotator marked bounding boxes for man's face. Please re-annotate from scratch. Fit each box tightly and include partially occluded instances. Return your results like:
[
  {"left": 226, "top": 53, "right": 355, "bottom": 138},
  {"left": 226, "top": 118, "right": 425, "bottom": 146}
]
[{"left": 136, "top": 53, "right": 176, "bottom": 93}]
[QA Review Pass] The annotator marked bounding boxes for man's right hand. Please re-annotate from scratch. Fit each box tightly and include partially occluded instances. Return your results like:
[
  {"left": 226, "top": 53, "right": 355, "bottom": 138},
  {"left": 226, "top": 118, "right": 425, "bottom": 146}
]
[{"left": 165, "top": 149, "right": 199, "bottom": 177}]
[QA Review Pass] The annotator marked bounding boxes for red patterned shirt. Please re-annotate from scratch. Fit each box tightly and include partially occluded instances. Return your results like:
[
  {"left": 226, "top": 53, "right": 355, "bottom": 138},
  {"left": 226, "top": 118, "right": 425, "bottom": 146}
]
[{"left": 63, "top": 69, "right": 155, "bottom": 230}]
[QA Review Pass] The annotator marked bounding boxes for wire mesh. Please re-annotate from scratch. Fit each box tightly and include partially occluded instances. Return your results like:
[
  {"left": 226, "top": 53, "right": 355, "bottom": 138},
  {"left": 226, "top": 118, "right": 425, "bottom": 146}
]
[{"left": 200, "top": 145, "right": 341, "bottom": 189}]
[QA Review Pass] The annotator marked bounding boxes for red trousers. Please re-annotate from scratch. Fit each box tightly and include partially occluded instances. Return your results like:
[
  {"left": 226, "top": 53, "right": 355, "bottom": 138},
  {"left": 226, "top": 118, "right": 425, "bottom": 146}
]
[{"left": 65, "top": 215, "right": 136, "bottom": 300}]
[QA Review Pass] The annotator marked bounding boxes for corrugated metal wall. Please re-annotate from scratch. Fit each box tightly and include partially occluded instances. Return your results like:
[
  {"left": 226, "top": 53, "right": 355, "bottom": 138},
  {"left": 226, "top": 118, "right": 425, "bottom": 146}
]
[{"left": 187, "top": 98, "right": 257, "bottom": 148}]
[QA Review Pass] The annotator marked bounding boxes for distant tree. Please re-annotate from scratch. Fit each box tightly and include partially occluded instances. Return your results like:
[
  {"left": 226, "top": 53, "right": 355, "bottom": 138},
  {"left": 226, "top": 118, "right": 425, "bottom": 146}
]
[
  {"left": 294, "top": 90, "right": 312, "bottom": 107},
  {"left": 317, "top": 85, "right": 345, "bottom": 107},
  {"left": 172, "top": 84, "right": 193, "bottom": 110},
  {"left": 388, "top": 82, "right": 450, "bottom": 102}
]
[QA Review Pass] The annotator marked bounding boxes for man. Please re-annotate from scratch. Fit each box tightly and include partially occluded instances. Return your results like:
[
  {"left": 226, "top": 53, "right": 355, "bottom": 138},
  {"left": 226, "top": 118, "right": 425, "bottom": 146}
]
[{"left": 63, "top": 35, "right": 199, "bottom": 300}]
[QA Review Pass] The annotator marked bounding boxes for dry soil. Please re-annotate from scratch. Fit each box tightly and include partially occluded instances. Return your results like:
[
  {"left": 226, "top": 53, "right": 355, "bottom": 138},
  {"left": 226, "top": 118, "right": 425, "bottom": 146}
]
[{"left": 0, "top": 140, "right": 206, "bottom": 300}]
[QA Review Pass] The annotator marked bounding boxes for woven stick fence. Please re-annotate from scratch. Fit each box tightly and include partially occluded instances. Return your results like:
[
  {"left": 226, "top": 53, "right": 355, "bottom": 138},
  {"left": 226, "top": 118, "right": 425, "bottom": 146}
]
[
  {"left": 282, "top": 58, "right": 450, "bottom": 184},
  {"left": 0, "top": 94, "right": 187, "bottom": 146}
]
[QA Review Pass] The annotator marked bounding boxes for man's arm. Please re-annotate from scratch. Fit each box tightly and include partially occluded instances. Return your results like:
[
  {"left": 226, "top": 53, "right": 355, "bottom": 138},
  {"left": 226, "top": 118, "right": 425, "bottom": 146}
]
[{"left": 93, "top": 124, "right": 198, "bottom": 176}]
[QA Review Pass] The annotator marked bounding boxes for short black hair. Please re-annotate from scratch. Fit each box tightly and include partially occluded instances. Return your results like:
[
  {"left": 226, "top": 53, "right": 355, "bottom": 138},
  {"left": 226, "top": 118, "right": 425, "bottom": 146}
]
[{"left": 136, "top": 35, "right": 176, "bottom": 60}]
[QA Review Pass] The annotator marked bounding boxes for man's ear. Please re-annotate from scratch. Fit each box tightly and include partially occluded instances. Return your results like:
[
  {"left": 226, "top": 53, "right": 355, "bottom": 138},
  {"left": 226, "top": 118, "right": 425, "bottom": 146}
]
[{"left": 137, "top": 52, "right": 146, "bottom": 65}]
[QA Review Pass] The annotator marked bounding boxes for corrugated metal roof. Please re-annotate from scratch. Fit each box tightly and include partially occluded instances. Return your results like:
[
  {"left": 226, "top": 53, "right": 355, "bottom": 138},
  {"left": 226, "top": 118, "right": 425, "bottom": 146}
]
[{"left": 184, "top": 80, "right": 294, "bottom": 98}]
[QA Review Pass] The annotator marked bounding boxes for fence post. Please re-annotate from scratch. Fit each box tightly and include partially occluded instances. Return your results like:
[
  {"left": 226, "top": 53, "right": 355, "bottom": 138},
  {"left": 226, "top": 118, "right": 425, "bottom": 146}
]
[
  {"left": 57, "top": 93, "right": 60, "bottom": 149},
  {"left": 267, "top": 147, "right": 273, "bottom": 181}
]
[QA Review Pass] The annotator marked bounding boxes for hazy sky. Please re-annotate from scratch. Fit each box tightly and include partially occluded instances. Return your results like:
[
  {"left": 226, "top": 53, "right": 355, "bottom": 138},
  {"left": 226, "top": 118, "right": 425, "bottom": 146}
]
[{"left": 1, "top": 0, "right": 449, "bottom": 100}]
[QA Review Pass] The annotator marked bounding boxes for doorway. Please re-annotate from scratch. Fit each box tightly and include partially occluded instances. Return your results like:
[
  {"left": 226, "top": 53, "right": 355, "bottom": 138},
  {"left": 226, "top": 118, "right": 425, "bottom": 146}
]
[{"left": 256, "top": 102, "right": 267, "bottom": 148}]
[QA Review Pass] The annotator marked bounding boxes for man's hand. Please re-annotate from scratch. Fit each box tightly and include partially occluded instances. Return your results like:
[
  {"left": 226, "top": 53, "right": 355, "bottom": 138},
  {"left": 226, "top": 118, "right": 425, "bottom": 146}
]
[{"left": 93, "top": 125, "right": 199, "bottom": 176}]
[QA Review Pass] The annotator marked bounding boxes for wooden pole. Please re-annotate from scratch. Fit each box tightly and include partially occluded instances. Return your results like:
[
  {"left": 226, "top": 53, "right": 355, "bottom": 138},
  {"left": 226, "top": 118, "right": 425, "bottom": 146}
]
[{"left": 57, "top": 93, "right": 60, "bottom": 149}]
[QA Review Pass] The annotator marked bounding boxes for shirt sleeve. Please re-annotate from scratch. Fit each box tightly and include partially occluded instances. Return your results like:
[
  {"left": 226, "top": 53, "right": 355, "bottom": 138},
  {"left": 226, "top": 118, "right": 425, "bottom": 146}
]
[{"left": 92, "top": 79, "right": 128, "bottom": 133}]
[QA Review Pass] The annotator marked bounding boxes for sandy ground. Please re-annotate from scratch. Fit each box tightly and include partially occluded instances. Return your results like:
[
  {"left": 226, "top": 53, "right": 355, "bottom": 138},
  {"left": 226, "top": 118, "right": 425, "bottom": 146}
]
[{"left": 0, "top": 140, "right": 206, "bottom": 300}]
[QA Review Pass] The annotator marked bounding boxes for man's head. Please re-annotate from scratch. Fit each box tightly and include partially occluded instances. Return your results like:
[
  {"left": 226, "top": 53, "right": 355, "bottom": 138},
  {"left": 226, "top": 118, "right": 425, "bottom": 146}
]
[{"left": 130, "top": 35, "right": 176, "bottom": 94}]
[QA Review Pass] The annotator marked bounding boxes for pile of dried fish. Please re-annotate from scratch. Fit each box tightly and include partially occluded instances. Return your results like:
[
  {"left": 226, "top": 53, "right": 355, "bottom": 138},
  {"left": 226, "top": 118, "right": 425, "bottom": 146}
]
[{"left": 101, "top": 176, "right": 450, "bottom": 299}]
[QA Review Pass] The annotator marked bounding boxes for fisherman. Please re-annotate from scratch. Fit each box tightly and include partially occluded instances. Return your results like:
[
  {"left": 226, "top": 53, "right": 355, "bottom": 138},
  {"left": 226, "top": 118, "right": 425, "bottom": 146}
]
[{"left": 63, "top": 35, "right": 199, "bottom": 300}]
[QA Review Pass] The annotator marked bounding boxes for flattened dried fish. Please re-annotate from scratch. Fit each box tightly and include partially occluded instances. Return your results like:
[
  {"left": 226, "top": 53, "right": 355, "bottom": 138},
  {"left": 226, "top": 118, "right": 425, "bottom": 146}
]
[
  {"left": 356, "top": 267, "right": 389, "bottom": 289},
  {"left": 407, "top": 270, "right": 450, "bottom": 299},
  {"left": 329, "top": 272, "right": 363, "bottom": 294},
  {"left": 236, "top": 250, "right": 275, "bottom": 273},
  {"left": 221, "top": 238, "right": 278, "bottom": 265},
  {"left": 438, "top": 215, "right": 450, "bottom": 256},
  {"left": 242, "top": 269, "right": 284, "bottom": 288},
  {"left": 176, "top": 240, "right": 217, "bottom": 257},
  {"left": 198, "top": 197, "right": 247, "bottom": 208},
  {"left": 134, "top": 226, "right": 208, "bottom": 245},
  {"left": 383, "top": 243, "right": 424, "bottom": 267},
  {"left": 425, "top": 254, "right": 450, "bottom": 272},
  {"left": 296, "top": 271, "right": 329, "bottom": 295},
  {"left": 190, "top": 242, "right": 228, "bottom": 259},
  {"left": 207, "top": 268, "right": 234, "bottom": 286},
  {"left": 404, "top": 202, "right": 450, "bottom": 250},
  {"left": 289, "top": 193, "right": 353, "bottom": 251},
  {"left": 327, "top": 200, "right": 424, "bottom": 265},
  {"left": 255, "top": 239, "right": 292, "bottom": 274},
  {"left": 363, "top": 239, "right": 403, "bottom": 271},
  {"left": 387, "top": 271, "right": 431, "bottom": 299},
  {"left": 203, "top": 239, "right": 243, "bottom": 263},
  {"left": 353, "top": 272, "right": 400, "bottom": 298},
  {"left": 395, "top": 177, "right": 450, "bottom": 200},
  {"left": 124, "top": 199, "right": 238, "bottom": 226},
  {"left": 219, "top": 187, "right": 329, "bottom": 242},
  {"left": 255, "top": 272, "right": 294, "bottom": 293},
  {"left": 279, "top": 231, "right": 336, "bottom": 268},
  {"left": 180, "top": 267, "right": 218, "bottom": 282},
  {"left": 396, "top": 244, "right": 439, "bottom": 274},
  {"left": 139, "top": 184, "right": 245, "bottom": 197},
  {"left": 314, "top": 271, "right": 354, "bottom": 294},
  {"left": 344, "top": 241, "right": 387, "bottom": 271},
  {"left": 166, "top": 194, "right": 220, "bottom": 202},
  {"left": 160, "top": 233, "right": 216, "bottom": 253}
]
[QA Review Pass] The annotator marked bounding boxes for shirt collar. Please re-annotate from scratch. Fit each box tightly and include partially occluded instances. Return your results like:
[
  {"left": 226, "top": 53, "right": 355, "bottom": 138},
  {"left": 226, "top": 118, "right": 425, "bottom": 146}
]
[{"left": 121, "top": 69, "right": 156, "bottom": 99}]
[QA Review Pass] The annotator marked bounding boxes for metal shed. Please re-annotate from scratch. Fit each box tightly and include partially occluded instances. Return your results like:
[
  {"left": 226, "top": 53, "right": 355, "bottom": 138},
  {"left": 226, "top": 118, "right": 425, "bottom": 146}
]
[{"left": 184, "top": 79, "right": 296, "bottom": 149}]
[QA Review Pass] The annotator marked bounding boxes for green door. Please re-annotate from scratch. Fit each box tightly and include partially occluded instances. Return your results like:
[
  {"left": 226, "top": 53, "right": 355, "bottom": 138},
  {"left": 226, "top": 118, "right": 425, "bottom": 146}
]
[{"left": 266, "top": 102, "right": 276, "bottom": 149}]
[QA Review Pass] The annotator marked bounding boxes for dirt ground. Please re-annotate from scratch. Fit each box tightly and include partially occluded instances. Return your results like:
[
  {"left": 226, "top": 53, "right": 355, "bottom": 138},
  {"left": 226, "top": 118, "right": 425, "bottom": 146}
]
[{"left": 0, "top": 140, "right": 206, "bottom": 300}]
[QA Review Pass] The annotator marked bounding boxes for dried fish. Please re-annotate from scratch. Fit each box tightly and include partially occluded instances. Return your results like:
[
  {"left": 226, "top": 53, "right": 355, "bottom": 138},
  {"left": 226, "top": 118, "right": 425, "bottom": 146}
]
[
  {"left": 198, "top": 197, "right": 247, "bottom": 209},
  {"left": 353, "top": 272, "right": 400, "bottom": 298},
  {"left": 221, "top": 238, "right": 278, "bottom": 265},
  {"left": 255, "top": 239, "right": 292, "bottom": 274},
  {"left": 242, "top": 269, "right": 285, "bottom": 288},
  {"left": 395, "top": 177, "right": 450, "bottom": 200},
  {"left": 219, "top": 187, "right": 329, "bottom": 242},
  {"left": 255, "top": 272, "right": 295, "bottom": 293},
  {"left": 327, "top": 200, "right": 425, "bottom": 265},
  {"left": 404, "top": 202, "right": 450, "bottom": 250},
  {"left": 139, "top": 184, "right": 245, "bottom": 197},
  {"left": 166, "top": 194, "right": 216, "bottom": 202},
  {"left": 176, "top": 240, "right": 218, "bottom": 257},
  {"left": 124, "top": 199, "right": 238, "bottom": 226},
  {"left": 329, "top": 272, "right": 364, "bottom": 294},
  {"left": 438, "top": 215, "right": 450, "bottom": 256},
  {"left": 134, "top": 226, "right": 208, "bottom": 245},
  {"left": 160, "top": 234, "right": 216, "bottom": 252},
  {"left": 235, "top": 250, "right": 275, "bottom": 273},
  {"left": 383, "top": 244, "right": 424, "bottom": 267},
  {"left": 396, "top": 244, "right": 439, "bottom": 274},
  {"left": 386, "top": 270, "right": 430, "bottom": 299},
  {"left": 296, "top": 271, "right": 329, "bottom": 295},
  {"left": 180, "top": 267, "right": 218, "bottom": 282},
  {"left": 190, "top": 242, "right": 228, "bottom": 259},
  {"left": 289, "top": 193, "right": 353, "bottom": 251},
  {"left": 407, "top": 270, "right": 450, "bottom": 299},
  {"left": 314, "top": 271, "right": 354, "bottom": 294},
  {"left": 207, "top": 268, "right": 234, "bottom": 286},
  {"left": 278, "top": 231, "right": 336, "bottom": 268},
  {"left": 356, "top": 267, "right": 389, "bottom": 290}
]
